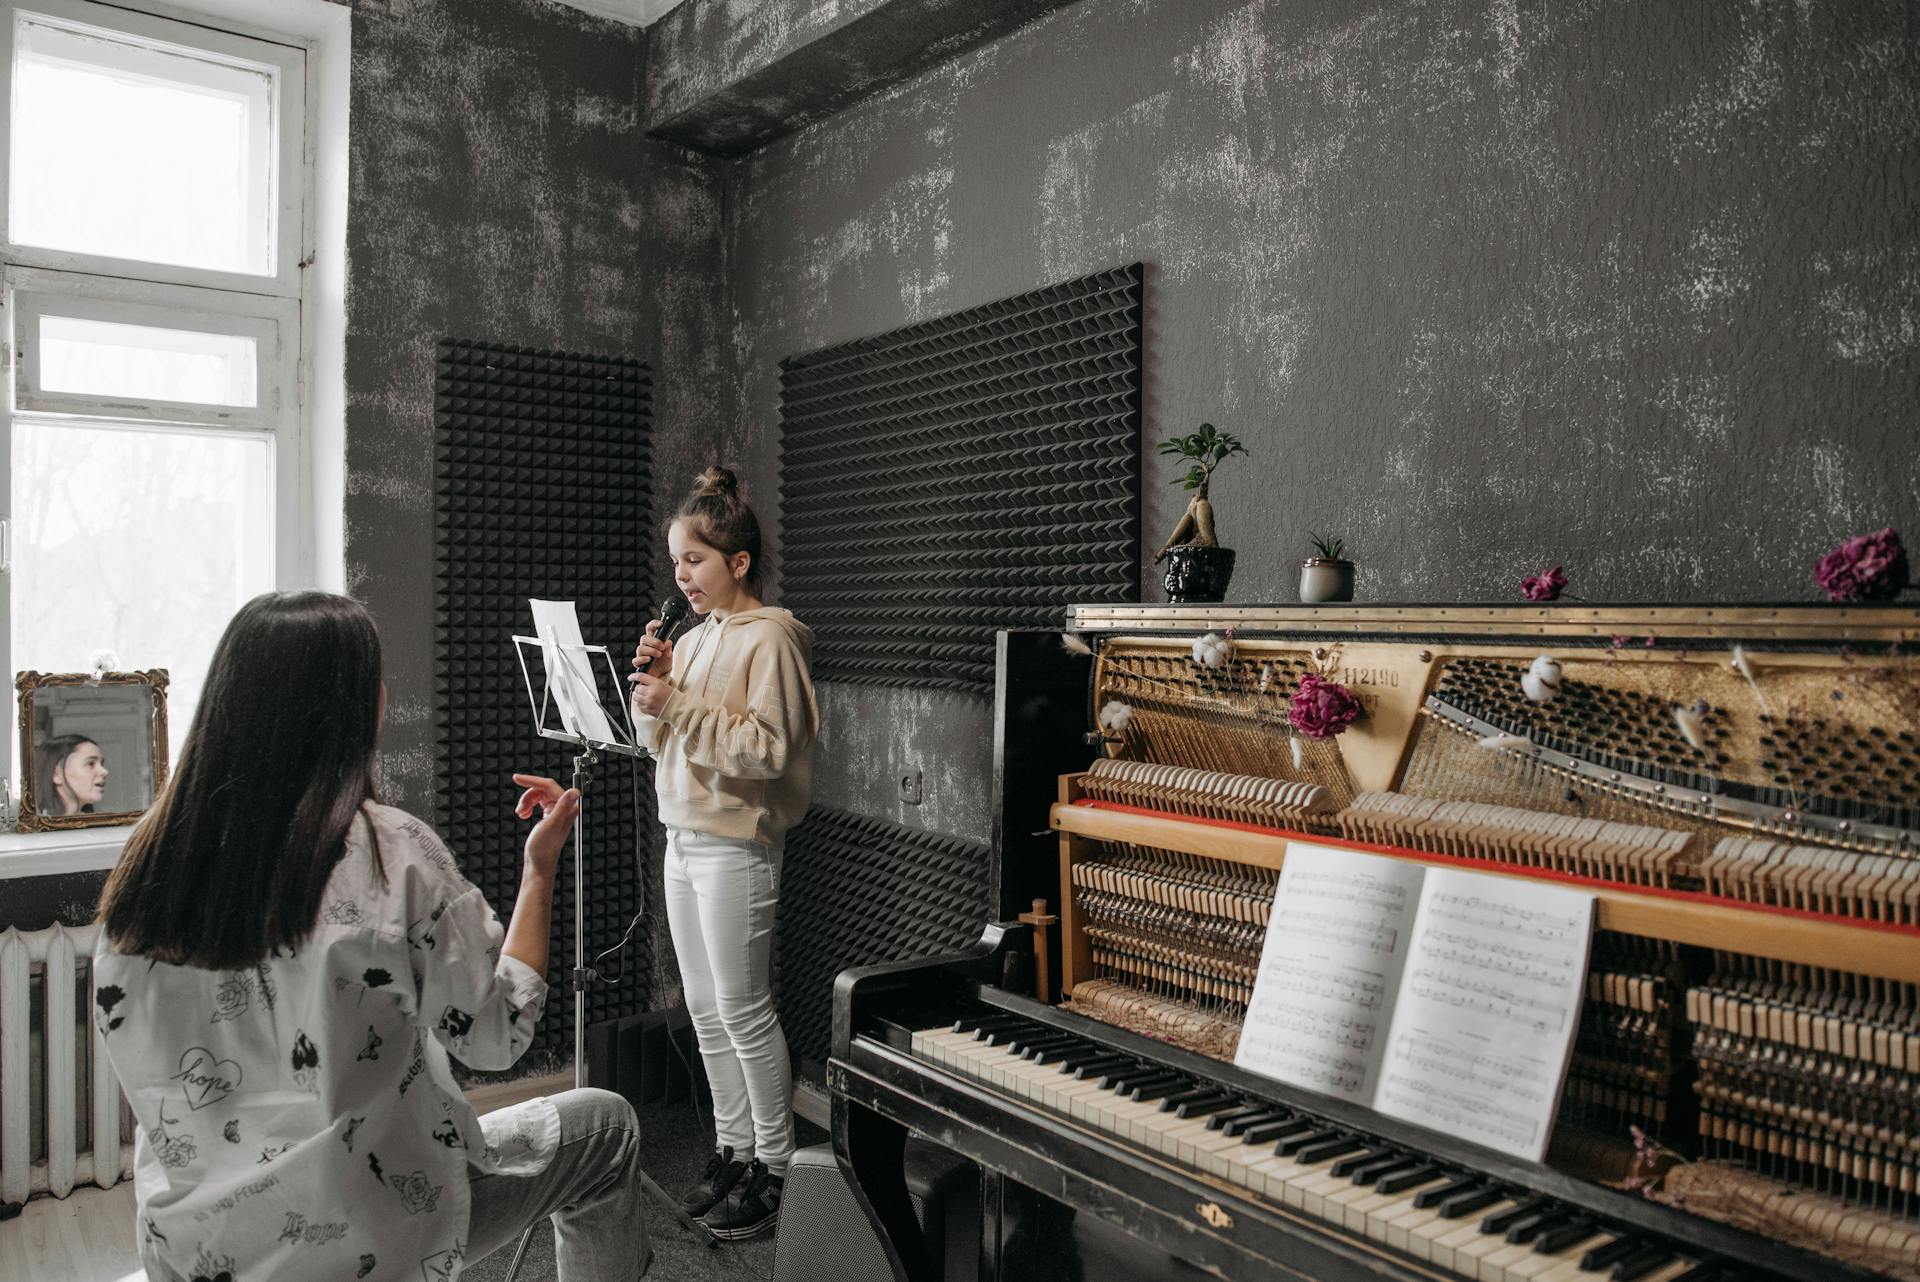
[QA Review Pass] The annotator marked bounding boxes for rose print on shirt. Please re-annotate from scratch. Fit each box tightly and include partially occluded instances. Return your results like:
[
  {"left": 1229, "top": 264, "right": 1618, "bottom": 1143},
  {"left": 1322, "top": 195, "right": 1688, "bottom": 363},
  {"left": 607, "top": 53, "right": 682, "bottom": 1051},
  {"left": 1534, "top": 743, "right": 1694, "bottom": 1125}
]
[
  {"left": 148, "top": 1102, "right": 197, "bottom": 1169},
  {"left": 391, "top": 1169, "right": 442, "bottom": 1215},
  {"left": 357, "top": 1026, "right": 383, "bottom": 1062},
  {"left": 187, "top": 1245, "right": 236, "bottom": 1282},
  {"left": 334, "top": 965, "right": 396, "bottom": 1007},
  {"left": 290, "top": 1030, "right": 320, "bottom": 1094},
  {"left": 211, "top": 972, "right": 254, "bottom": 1023},
  {"left": 173, "top": 1047, "right": 242, "bottom": 1111},
  {"left": 322, "top": 898, "right": 366, "bottom": 926},
  {"left": 95, "top": 984, "right": 126, "bottom": 1033}
]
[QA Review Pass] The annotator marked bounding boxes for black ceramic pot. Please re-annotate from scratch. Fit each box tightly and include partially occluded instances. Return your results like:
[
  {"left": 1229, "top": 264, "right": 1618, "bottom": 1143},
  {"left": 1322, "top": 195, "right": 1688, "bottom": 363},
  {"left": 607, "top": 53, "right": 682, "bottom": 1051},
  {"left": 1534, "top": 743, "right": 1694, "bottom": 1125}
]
[{"left": 1163, "top": 545, "right": 1236, "bottom": 604}]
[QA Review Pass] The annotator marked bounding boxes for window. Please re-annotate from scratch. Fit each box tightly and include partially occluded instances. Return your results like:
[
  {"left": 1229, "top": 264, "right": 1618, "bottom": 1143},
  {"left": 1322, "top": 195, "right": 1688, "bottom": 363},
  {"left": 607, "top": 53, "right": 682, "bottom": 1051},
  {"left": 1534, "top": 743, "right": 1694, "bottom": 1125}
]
[{"left": 2, "top": 0, "right": 309, "bottom": 805}]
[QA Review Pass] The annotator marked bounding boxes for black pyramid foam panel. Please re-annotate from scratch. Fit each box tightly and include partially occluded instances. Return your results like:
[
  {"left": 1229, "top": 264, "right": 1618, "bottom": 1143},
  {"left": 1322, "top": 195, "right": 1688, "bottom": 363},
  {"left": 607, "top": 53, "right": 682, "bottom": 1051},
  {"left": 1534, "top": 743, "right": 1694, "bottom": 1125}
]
[
  {"left": 774, "top": 807, "right": 991, "bottom": 1083},
  {"left": 433, "top": 338, "right": 655, "bottom": 1064},
  {"left": 779, "top": 264, "right": 1143, "bottom": 695}
]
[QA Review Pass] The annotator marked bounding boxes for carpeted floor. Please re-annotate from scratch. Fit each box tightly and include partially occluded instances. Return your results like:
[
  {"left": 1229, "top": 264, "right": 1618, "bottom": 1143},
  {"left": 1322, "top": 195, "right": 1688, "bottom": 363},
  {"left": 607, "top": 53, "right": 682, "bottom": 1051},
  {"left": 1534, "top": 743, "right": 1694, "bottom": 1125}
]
[{"left": 461, "top": 1095, "right": 829, "bottom": 1282}]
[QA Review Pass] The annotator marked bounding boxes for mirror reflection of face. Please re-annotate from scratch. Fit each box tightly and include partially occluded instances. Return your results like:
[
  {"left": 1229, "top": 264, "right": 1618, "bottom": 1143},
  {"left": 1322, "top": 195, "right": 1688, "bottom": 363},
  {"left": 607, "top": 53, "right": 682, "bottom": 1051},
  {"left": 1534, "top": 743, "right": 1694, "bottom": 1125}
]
[
  {"left": 55, "top": 740, "right": 108, "bottom": 813},
  {"left": 668, "top": 520, "right": 750, "bottom": 616}
]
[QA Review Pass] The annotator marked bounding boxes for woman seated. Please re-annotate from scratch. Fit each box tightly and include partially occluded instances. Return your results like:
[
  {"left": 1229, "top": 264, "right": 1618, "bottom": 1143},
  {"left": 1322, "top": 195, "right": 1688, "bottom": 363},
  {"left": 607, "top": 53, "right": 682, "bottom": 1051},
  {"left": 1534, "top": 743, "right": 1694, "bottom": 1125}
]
[{"left": 93, "top": 590, "right": 653, "bottom": 1281}]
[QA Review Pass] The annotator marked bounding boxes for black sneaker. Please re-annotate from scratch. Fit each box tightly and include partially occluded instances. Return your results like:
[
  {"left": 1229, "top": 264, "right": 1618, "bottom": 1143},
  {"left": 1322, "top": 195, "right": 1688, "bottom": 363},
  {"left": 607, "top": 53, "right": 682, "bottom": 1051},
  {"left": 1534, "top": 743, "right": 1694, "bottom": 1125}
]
[
  {"left": 703, "top": 1158, "right": 782, "bottom": 1240},
  {"left": 679, "top": 1146, "right": 748, "bottom": 1218}
]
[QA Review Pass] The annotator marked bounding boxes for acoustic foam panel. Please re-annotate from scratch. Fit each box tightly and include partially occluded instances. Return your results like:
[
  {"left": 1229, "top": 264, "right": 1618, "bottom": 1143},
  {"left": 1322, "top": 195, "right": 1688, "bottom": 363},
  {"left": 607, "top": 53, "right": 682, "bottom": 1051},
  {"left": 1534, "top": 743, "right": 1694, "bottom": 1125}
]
[
  {"left": 774, "top": 807, "right": 992, "bottom": 1082},
  {"left": 433, "top": 338, "right": 654, "bottom": 1064},
  {"left": 779, "top": 264, "right": 1143, "bottom": 696}
]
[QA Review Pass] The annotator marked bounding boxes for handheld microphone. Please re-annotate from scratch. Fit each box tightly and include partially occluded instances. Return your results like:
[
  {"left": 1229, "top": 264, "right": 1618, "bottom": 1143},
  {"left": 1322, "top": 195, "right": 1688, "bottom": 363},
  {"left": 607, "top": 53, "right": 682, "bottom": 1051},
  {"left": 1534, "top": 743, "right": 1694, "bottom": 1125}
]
[{"left": 637, "top": 596, "right": 690, "bottom": 674}]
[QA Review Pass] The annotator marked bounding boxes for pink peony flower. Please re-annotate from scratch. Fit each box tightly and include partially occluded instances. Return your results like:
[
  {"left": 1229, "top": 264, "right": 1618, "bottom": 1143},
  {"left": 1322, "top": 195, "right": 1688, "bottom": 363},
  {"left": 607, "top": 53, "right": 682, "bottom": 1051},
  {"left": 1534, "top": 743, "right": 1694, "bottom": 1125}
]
[
  {"left": 1520, "top": 566, "right": 1568, "bottom": 602},
  {"left": 1289, "top": 675, "right": 1362, "bottom": 740},
  {"left": 1815, "top": 527, "right": 1909, "bottom": 602}
]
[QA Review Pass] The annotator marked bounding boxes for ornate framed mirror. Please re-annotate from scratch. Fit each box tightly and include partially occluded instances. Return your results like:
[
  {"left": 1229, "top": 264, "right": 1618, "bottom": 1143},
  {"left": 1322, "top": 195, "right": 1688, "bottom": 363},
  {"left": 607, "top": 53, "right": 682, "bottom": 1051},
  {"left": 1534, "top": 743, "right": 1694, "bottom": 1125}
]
[{"left": 16, "top": 670, "right": 169, "bottom": 831}]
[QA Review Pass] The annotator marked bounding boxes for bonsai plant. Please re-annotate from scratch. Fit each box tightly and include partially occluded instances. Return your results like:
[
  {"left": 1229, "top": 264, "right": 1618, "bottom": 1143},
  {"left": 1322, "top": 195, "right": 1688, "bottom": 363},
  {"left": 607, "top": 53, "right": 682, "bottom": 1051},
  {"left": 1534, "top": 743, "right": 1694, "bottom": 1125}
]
[
  {"left": 1153, "top": 422, "right": 1247, "bottom": 603},
  {"left": 1300, "top": 532, "right": 1355, "bottom": 603}
]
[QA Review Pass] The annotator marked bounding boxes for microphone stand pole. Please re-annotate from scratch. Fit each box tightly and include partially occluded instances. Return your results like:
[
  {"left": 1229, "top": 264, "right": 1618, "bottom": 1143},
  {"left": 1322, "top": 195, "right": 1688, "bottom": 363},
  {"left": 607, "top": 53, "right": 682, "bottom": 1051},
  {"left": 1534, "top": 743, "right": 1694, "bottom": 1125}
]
[{"left": 501, "top": 743, "right": 717, "bottom": 1281}]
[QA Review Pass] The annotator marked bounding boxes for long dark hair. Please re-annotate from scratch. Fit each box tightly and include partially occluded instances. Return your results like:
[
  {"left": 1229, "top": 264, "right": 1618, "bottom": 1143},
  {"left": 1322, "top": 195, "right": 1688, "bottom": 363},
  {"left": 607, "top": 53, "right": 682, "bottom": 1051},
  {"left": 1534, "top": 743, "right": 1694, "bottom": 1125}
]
[
  {"left": 99, "top": 592, "right": 384, "bottom": 969},
  {"left": 667, "top": 465, "right": 763, "bottom": 591},
  {"left": 38, "top": 734, "right": 101, "bottom": 815}
]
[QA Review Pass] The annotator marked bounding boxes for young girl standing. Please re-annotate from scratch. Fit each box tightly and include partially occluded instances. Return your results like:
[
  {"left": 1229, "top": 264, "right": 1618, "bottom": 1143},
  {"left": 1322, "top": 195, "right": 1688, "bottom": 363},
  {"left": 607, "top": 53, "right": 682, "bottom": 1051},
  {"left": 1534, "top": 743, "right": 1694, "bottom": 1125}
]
[{"left": 629, "top": 465, "right": 818, "bottom": 1241}]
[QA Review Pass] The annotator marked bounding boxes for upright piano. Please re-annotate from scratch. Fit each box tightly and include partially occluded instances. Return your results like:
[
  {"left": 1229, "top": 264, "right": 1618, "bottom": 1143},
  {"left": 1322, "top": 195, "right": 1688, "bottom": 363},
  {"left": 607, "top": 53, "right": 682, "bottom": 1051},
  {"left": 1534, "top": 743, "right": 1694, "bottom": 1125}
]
[{"left": 830, "top": 604, "right": 1920, "bottom": 1282}]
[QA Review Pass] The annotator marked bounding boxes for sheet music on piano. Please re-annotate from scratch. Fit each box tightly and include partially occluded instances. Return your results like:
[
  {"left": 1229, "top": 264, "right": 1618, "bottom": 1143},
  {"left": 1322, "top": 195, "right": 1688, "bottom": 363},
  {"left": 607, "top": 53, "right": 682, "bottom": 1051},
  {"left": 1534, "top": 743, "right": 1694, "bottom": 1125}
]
[{"left": 1235, "top": 843, "right": 1596, "bottom": 1162}]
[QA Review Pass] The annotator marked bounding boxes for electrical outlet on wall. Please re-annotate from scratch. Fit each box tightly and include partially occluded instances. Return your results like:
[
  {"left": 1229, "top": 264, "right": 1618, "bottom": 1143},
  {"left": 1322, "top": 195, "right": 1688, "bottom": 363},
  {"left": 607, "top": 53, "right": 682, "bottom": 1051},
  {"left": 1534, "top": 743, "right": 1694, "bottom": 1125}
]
[{"left": 898, "top": 767, "right": 923, "bottom": 806}]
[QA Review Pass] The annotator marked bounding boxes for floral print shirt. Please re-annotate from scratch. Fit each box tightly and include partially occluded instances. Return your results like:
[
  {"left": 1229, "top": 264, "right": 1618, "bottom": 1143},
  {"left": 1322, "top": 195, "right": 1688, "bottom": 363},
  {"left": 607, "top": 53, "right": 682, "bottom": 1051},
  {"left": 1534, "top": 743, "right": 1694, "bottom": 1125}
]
[{"left": 93, "top": 804, "right": 558, "bottom": 1282}]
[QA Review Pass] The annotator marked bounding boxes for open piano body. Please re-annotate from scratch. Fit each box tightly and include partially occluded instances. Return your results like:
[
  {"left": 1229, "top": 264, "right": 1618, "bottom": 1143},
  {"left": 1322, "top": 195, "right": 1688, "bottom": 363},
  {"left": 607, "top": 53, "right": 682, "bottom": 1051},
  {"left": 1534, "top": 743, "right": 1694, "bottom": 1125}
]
[{"left": 830, "top": 604, "right": 1920, "bottom": 1282}]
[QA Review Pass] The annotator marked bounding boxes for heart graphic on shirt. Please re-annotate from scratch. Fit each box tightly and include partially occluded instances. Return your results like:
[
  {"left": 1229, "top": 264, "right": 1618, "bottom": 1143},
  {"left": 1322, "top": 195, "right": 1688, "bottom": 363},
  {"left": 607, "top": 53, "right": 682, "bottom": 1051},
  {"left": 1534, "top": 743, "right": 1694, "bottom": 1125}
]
[{"left": 172, "top": 1046, "right": 242, "bottom": 1111}]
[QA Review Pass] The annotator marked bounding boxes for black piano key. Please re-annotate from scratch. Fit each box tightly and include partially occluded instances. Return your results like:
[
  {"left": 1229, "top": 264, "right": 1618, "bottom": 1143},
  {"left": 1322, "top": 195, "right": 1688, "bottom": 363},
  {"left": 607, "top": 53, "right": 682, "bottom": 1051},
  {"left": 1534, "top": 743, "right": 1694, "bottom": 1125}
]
[
  {"left": 1436, "top": 1186, "right": 1504, "bottom": 1219},
  {"left": 1070, "top": 1056, "right": 1134, "bottom": 1080},
  {"left": 1275, "top": 1127, "right": 1346, "bottom": 1158},
  {"left": 1054, "top": 1045, "right": 1117, "bottom": 1069},
  {"left": 1028, "top": 1043, "right": 1080, "bottom": 1066},
  {"left": 1349, "top": 1154, "right": 1419, "bottom": 1186},
  {"left": 1414, "top": 1177, "right": 1480, "bottom": 1209},
  {"left": 1101, "top": 1067, "right": 1181, "bottom": 1092},
  {"left": 1331, "top": 1146, "right": 1401, "bottom": 1180},
  {"left": 1503, "top": 1209, "right": 1571, "bottom": 1245},
  {"left": 1295, "top": 1135, "right": 1367, "bottom": 1164},
  {"left": 1579, "top": 1238, "right": 1642, "bottom": 1271},
  {"left": 1610, "top": 1248, "right": 1676, "bottom": 1281},
  {"left": 1127, "top": 1078, "right": 1193, "bottom": 1103},
  {"left": 1010, "top": 1033, "right": 1080, "bottom": 1057},
  {"left": 1481, "top": 1196, "right": 1555, "bottom": 1235},
  {"left": 1164, "top": 1090, "right": 1235, "bottom": 1116},
  {"left": 1376, "top": 1164, "right": 1448, "bottom": 1195},
  {"left": 955, "top": 1014, "right": 1024, "bottom": 1036},
  {"left": 1207, "top": 1105, "right": 1272, "bottom": 1132},
  {"left": 1240, "top": 1117, "right": 1313, "bottom": 1145},
  {"left": 1221, "top": 1109, "right": 1292, "bottom": 1138},
  {"left": 1534, "top": 1219, "right": 1599, "bottom": 1254}
]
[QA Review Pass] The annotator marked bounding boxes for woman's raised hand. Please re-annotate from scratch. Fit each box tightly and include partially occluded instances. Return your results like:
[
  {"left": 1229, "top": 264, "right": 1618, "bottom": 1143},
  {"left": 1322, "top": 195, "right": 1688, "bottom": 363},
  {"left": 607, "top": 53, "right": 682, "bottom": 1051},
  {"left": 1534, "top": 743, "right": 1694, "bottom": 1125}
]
[
  {"left": 512, "top": 773, "right": 580, "bottom": 878},
  {"left": 631, "top": 618, "right": 674, "bottom": 682}
]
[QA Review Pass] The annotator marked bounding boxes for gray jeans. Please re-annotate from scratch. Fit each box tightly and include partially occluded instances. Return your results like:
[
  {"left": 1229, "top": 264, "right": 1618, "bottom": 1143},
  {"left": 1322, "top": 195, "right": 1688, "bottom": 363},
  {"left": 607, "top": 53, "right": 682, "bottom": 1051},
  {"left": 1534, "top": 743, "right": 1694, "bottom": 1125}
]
[{"left": 468, "top": 1088, "right": 652, "bottom": 1281}]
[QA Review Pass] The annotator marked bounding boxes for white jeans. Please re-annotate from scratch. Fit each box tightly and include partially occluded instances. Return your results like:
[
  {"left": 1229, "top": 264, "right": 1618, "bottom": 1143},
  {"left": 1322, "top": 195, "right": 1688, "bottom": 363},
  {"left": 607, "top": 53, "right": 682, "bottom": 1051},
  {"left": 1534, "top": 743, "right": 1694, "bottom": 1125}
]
[{"left": 662, "top": 826, "right": 795, "bottom": 1174}]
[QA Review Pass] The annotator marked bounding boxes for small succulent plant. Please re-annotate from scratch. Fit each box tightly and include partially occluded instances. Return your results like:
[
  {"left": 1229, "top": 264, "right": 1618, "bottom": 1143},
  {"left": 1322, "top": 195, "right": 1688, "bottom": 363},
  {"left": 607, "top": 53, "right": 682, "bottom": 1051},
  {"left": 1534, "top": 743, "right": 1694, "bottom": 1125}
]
[{"left": 1308, "top": 532, "right": 1346, "bottom": 562}]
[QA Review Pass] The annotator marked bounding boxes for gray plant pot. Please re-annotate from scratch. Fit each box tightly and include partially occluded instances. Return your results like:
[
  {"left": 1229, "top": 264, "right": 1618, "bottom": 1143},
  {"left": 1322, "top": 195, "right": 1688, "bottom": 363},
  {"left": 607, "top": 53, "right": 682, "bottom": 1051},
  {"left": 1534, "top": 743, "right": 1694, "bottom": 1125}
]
[{"left": 1299, "top": 558, "right": 1355, "bottom": 603}]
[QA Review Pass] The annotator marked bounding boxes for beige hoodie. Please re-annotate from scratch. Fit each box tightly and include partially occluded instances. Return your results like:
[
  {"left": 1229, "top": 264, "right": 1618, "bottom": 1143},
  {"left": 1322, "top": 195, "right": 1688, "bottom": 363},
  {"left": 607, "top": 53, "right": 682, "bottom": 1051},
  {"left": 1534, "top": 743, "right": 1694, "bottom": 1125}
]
[{"left": 630, "top": 605, "right": 819, "bottom": 847}]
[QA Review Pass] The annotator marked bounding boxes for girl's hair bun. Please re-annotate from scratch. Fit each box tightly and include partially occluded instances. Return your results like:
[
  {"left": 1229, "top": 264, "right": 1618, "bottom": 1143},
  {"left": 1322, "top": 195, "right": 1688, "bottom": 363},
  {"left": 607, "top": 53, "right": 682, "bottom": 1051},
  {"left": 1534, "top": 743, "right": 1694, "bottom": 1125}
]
[{"left": 693, "top": 465, "right": 738, "bottom": 498}]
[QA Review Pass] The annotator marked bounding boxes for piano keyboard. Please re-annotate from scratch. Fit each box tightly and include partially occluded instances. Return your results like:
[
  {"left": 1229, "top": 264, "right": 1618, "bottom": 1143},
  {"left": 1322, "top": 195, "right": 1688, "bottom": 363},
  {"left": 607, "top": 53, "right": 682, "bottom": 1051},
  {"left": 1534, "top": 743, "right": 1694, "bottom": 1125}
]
[{"left": 911, "top": 1013, "right": 1720, "bottom": 1282}]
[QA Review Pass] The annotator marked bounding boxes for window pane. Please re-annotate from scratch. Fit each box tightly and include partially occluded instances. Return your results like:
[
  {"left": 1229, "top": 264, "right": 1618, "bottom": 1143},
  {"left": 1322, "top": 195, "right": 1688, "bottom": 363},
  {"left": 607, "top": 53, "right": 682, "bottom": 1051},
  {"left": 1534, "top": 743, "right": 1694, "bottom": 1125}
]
[
  {"left": 40, "top": 315, "right": 258, "bottom": 406},
  {"left": 12, "top": 419, "right": 272, "bottom": 762},
  {"left": 11, "top": 13, "right": 277, "bottom": 275}
]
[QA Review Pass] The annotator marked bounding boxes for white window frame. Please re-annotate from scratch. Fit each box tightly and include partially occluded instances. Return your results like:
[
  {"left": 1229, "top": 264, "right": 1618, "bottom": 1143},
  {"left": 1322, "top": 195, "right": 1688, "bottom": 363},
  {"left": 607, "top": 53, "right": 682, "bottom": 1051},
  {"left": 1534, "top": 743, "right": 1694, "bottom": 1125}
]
[
  {"left": 0, "top": 0, "right": 306, "bottom": 297},
  {"left": 0, "top": 0, "right": 314, "bottom": 858}
]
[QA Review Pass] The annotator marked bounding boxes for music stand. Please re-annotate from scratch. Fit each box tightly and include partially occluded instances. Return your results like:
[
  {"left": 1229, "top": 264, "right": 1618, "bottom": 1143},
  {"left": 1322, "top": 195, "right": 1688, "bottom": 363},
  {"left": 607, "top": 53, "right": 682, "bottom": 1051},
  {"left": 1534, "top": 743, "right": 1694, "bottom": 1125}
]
[{"left": 497, "top": 634, "right": 718, "bottom": 1282}]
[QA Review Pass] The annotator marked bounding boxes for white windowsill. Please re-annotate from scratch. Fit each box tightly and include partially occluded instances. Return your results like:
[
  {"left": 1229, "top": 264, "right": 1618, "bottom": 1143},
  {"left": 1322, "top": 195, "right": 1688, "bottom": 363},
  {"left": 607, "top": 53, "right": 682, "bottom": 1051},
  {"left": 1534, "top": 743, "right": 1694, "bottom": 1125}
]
[{"left": 0, "top": 826, "right": 130, "bottom": 879}]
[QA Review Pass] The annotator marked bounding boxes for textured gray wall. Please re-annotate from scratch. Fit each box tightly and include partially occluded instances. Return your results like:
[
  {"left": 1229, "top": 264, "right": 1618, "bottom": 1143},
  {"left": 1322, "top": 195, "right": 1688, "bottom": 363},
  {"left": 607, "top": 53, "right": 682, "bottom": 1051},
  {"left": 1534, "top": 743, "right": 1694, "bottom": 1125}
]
[
  {"left": 345, "top": 0, "right": 728, "bottom": 814},
  {"left": 721, "top": 0, "right": 1920, "bottom": 843}
]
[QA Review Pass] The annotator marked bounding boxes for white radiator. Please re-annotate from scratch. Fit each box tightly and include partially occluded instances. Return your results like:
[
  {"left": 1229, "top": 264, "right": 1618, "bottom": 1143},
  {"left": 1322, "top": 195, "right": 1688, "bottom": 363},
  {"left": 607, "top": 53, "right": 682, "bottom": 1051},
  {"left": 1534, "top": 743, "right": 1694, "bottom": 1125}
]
[{"left": 0, "top": 922, "right": 132, "bottom": 1202}]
